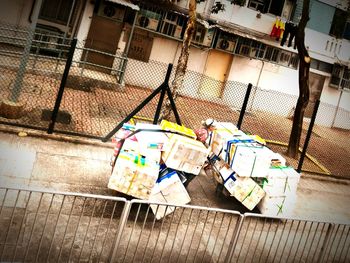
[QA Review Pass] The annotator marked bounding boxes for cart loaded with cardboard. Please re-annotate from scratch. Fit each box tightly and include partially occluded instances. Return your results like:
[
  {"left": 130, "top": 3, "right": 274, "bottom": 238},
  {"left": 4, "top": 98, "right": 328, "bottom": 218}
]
[{"left": 108, "top": 120, "right": 300, "bottom": 219}]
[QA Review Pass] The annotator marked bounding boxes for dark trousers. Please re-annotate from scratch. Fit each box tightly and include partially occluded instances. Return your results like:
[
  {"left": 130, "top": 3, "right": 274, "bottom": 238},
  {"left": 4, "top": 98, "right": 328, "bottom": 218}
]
[{"left": 281, "top": 22, "right": 297, "bottom": 49}]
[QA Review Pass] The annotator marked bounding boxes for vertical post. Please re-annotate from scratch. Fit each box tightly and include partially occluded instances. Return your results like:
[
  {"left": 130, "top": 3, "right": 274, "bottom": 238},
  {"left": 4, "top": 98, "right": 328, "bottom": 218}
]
[
  {"left": 237, "top": 83, "right": 253, "bottom": 130},
  {"left": 297, "top": 99, "right": 320, "bottom": 173},
  {"left": 109, "top": 201, "right": 131, "bottom": 263},
  {"left": 331, "top": 89, "right": 343, "bottom": 127},
  {"left": 154, "top": 64, "right": 176, "bottom": 124},
  {"left": 48, "top": 38, "right": 77, "bottom": 134},
  {"left": 10, "top": 0, "right": 43, "bottom": 102},
  {"left": 118, "top": 10, "right": 138, "bottom": 84},
  {"left": 224, "top": 215, "right": 244, "bottom": 263},
  {"left": 316, "top": 223, "right": 334, "bottom": 262}
]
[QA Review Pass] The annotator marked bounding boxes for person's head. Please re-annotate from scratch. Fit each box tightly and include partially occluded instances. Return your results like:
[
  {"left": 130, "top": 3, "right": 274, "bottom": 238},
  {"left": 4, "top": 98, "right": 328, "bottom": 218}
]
[{"left": 202, "top": 118, "right": 216, "bottom": 131}]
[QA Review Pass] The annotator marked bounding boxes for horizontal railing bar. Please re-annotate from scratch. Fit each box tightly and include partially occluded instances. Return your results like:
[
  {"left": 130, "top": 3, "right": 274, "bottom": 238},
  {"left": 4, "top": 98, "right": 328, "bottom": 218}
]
[
  {"left": 130, "top": 199, "right": 242, "bottom": 215},
  {"left": 0, "top": 186, "right": 127, "bottom": 202}
]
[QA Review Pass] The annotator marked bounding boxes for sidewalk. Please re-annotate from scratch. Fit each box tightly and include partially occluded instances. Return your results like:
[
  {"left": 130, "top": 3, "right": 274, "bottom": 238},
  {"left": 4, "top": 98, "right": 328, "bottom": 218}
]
[{"left": 0, "top": 125, "right": 349, "bottom": 224}]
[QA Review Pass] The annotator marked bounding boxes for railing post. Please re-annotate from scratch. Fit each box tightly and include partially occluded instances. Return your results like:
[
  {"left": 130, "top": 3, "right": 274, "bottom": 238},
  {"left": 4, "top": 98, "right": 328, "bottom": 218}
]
[
  {"left": 237, "top": 83, "right": 253, "bottom": 130},
  {"left": 109, "top": 201, "right": 132, "bottom": 263},
  {"left": 297, "top": 99, "right": 320, "bottom": 173},
  {"left": 224, "top": 214, "right": 244, "bottom": 263},
  {"left": 317, "top": 223, "right": 334, "bottom": 263},
  {"left": 48, "top": 38, "right": 77, "bottom": 134}
]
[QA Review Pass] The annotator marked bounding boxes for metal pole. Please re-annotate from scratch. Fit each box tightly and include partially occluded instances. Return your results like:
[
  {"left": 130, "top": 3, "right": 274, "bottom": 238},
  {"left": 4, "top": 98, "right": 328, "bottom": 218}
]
[
  {"left": 102, "top": 64, "right": 174, "bottom": 142},
  {"left": 331, "top": 89, "right": 343, "bottom": 127},
  {"left": 10, "top": 0, "right": 43, "bottom": 102},
  {"left": 109, "top": 201, "right": 132, "bottom": 263},
  {"left": 118, "top": 10, "right": 138, "bottom": 84},
  {"left": 297, "top": 99, "right": 320, "bottom": 173},
  {"left": 249, "top": 60, "right": 264, "bottom": 111},
  {"left": 55, "top": 0, "right": 76, "bottom": 72},
  {"left": 316, "top": 223, "right": 334, "bottom": 262},
  {"left": 48, "top": 38, "right": 77, "bottom": 134},
  {"left": 153, "top": 87, "right": 167, "bottom": 124},
  {"left": 237, "top": 83, "right": 253, "bottom": 130}
]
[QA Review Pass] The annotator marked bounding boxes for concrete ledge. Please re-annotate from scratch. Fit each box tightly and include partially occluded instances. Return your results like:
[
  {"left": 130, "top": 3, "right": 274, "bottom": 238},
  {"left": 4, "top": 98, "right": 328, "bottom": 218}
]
[
  {"left": 0, "top": 99, "right": 25, "bottom": 119},
  {"left": 0, "top": 123, "right": 113, "bottom": 149}
]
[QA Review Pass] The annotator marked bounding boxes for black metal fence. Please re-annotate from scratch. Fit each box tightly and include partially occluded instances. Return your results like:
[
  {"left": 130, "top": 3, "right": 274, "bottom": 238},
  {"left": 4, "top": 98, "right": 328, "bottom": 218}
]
[{"left": 0, "top": 22, "right": 349, "bottom": 178}]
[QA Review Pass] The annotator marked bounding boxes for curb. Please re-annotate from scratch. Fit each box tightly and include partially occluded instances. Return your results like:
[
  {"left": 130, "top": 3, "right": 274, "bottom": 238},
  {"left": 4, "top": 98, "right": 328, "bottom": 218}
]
[{"left": 0, "top": 123, "right": 114, "bottom": 149}]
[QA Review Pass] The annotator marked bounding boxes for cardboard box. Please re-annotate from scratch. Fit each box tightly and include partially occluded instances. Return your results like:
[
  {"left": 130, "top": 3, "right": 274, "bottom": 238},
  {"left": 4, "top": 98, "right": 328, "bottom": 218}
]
[
  {"left": 224, "top": 175, "right": 265, "bottom": 211},
  {"left": 149, "top": 171, "right": 191, "bottom": 219},
  {"left": 108, "top": 151, "right": 160, "bottom": 199},
  {"left": 256, "top": 167, "right": 300, "bottom": 196},
  {"left": 160, "top": 120, "right": 196, "bottom": 139},
  {"left": 209, "top": 154, "right": 235, "bottom": 182},
  {"left": 135, "top": 123, "right": 168, "bottom": 151},
  {"left": 210, "top": 125, "right": 251, "bottom": 157},
  {"left": 230, "top": 145, "right": 271, "bottom": 178},
  {"left": 258, "top": 194, "right": 297, "bottom": 217},
  {"left": 162, "top": 134, "right": 210, "bottom": 175}
]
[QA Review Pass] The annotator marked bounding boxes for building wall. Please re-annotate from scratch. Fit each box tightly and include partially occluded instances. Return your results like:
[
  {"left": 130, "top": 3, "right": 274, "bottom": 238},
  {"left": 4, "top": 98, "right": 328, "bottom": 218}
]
[{"left": 0, "top": 0, "right": 33, "bottom": 27}]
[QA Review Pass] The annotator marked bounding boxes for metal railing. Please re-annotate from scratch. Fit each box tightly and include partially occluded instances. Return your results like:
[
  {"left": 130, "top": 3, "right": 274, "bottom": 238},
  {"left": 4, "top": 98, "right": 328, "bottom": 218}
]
[{"left": 0, "top": 187, "right": 349, "bottom": 262}]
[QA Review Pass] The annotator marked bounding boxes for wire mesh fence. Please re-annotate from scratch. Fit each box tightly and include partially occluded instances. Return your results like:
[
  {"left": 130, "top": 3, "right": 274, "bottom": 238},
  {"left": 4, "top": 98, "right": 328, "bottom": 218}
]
[
  {"left": 0, "top": 21, "right": 350, "bottom": 177},
  {"left": 1, "top": 187, "right": 349, "bottom": 263}
]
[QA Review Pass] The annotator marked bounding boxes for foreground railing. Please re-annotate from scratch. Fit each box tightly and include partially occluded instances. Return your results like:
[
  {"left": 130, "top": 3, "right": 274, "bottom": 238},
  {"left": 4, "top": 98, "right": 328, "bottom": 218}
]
[{"left": 0, "top": 187, "right": 349, "bottom": 262}]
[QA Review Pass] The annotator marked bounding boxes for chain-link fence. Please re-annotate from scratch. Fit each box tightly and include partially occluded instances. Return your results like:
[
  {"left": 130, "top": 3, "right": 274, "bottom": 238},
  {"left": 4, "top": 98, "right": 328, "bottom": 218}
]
[{"left": 0, "top": 21, "right": 349, "bottom": 178}]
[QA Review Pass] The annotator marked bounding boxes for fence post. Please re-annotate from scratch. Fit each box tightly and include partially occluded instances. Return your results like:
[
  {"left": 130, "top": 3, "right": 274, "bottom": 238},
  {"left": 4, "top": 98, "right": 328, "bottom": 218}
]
[
  {"left": 317, "top": 223, "right": 334, "bottom": 262},
  {"left": 297, "top": 99, "right": 320, "bottom": 173},
  {"left": 224, "top": 215, "right": 244, "bottom": 263},
  {"left": 237, "top": 83, "right": 253, "bottom": 130},
  {"left": 48, "top": 38, "right": 77, "bottom": 134},
  {"left": 109, "top": 201, "right": 132, "bottom": 263}
]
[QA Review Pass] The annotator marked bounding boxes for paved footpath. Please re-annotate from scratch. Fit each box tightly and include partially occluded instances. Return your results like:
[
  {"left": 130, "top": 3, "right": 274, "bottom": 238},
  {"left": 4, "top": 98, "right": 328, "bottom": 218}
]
[{"left": 0, "top": 125, "right": 349, "bottom": 225}]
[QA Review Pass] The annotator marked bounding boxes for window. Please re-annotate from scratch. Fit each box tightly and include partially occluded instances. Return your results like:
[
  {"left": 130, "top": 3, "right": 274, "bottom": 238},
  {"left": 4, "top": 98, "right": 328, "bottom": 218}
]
[
  {"left": 310, "top": 59, "right": 332, "bottom": 73},
  {"left": 264, "top": 46, "right": 280, "bottom": 62},
  {"left": 39, "top": 0, "right": 76, "bottom": 25},
  {"left": 330, "top": 64, "right": 350, "bottom": 89},
  {"left": 330, "top": 9, "right": 348, "bottom": 39},
  {"left": 248, "top": 0, "right": 285, "bottom": 16}
]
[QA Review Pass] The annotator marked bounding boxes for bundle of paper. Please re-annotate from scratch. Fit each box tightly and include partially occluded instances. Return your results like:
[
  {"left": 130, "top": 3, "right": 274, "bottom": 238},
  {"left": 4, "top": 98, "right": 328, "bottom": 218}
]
[
  {"left": 160, "top": 120, "right": 196, "bottom": 139},
  {"left": 256, "top": 166, "right": 300, "bottom": 216},
  {"left": 149, "top": 170, "right": 191, "bottom": 219},
  {"left": 162, "top": 134, "right": 210, "bottom": 175}
]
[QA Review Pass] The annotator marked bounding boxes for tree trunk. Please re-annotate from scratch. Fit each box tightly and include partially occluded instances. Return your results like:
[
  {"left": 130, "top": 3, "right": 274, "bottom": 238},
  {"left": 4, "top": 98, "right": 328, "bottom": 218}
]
[
  {"left": 287, "top": 0, "right": 311, "bottom": 158},
  {"left": 160, "top": 0, "right": 197, "bottom": 121}
]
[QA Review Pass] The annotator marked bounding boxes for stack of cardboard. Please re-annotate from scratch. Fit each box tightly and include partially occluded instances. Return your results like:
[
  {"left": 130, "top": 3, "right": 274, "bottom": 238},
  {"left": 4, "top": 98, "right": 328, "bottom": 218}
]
[
  {"left": 108, "top": 121, "right": 208, "bottom": 219},
  {"left": 108, "top": 120, "right": 300, "bottom": 217},
  {"left": 257, "top": 166, "right": 300, "bottom": 216},
  {"left": 208, "top": 122, "right": 300, "bottom": 214}
]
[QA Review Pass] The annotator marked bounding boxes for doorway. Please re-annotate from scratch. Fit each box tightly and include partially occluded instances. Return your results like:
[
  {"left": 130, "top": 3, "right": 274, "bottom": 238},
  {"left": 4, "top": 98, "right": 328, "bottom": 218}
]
[
  {"left": 199, "top": 50, "right": 233, "bottom": 98},
  {"left": 83, "top": 15, "right": 122, "bottom": 73}
]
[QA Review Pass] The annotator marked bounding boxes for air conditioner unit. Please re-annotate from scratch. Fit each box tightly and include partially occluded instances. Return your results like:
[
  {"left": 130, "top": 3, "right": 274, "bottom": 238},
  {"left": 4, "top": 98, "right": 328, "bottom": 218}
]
[
  {"left": 137, "top": 15, "right": 159, "bottom": 31},
  {"left": 98, "top": 3, "right": 125, "bottom": 21},
  {"left": 161, "top": 21, "right": 182, "bottom": 38},
  {"left": 202, "top": 30, "right": 214, "bottom": 47},
  {"left": 218, "top": 39, "right": 235, "bottom": 52}
]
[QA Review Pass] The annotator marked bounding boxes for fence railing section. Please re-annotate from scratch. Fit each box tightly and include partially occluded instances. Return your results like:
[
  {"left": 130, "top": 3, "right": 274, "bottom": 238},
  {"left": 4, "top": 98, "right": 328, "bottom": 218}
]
[{"left": 0, "top": 187, "right": 349, "bottom": 263}]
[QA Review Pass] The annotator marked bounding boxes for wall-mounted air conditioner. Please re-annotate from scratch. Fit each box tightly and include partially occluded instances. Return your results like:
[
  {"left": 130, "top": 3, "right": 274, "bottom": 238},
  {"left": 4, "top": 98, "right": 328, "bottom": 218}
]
[
  {"left": 136, "top": 15, "right": 159, "bottom": 31},
  {"left": 98, "top": 3, "right": 125, "bottom": 21},
  {"left": 160, "top": 21, "right": 182, "bottom": 38},
  {"left": 217, "top": 39, "right": 236, "bottom": 52},
  {"left": 202, "top": 29, "right": 214, "bottom": 47}
]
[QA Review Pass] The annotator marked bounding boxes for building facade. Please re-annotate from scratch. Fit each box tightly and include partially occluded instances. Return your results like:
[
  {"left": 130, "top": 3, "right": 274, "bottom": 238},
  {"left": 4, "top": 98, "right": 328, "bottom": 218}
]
[{"left": 1, "top": 0, "right": 350, "bottom": 127}]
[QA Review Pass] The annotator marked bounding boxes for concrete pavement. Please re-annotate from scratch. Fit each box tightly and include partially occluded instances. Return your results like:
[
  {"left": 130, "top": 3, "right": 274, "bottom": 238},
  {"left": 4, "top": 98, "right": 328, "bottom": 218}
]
[{"left": 0, "top": 125, "right": 349, "bottom": 225}]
